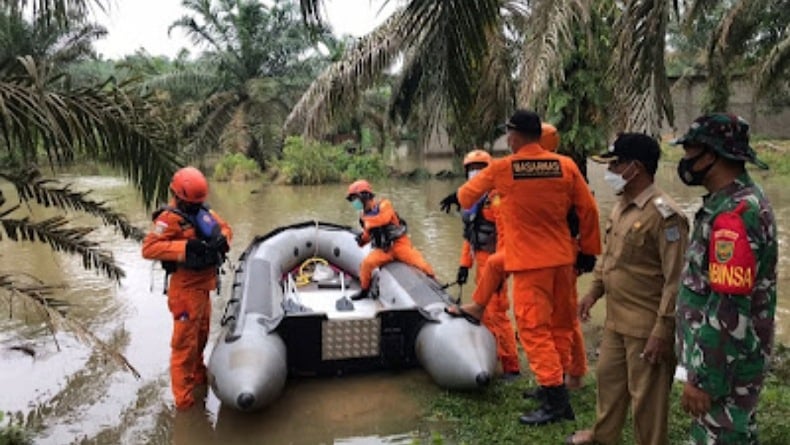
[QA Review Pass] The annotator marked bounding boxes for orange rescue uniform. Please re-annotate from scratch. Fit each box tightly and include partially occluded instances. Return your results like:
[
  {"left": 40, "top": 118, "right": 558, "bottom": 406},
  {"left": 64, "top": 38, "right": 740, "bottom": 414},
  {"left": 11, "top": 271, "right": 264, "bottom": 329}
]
[
  {"left": 142, "top": 202, "right": 232, "bottom": 410},
  {"left": 358, "top": 198, "right": 434, "bottom": 290},
  {"left": 459, "top": 191, "right": 519, "bottom": 374},
  {"left": 458, "top": 143, "right": 601, "bottom": 386}
]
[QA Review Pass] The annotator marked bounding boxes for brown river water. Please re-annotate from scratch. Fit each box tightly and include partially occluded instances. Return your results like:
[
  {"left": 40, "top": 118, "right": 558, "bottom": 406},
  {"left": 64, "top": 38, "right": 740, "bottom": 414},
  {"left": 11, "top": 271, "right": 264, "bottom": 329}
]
[{"left": 1, "top": 158, "right": 788, "bottom": 444}]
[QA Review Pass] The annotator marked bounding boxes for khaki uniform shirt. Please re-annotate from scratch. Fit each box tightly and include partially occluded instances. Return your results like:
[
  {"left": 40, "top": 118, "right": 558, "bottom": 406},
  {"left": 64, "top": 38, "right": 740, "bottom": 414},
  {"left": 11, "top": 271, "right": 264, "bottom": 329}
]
[{"left": 588, "top": 184, "right": 689, "bottom": 340}]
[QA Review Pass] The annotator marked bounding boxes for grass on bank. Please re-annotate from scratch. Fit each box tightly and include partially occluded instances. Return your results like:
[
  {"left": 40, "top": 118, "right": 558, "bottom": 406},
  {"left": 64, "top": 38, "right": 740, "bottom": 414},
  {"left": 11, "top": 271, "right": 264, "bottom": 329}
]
[{"left": 420, "top": 345, "right": 790, "bottom": 445}]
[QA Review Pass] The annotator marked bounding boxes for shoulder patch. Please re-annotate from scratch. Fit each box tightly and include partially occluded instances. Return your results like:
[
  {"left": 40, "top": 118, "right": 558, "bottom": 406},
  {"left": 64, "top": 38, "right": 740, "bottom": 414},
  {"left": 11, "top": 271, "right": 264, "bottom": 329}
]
[
  {"left": 708, "top": 202, "right": 756, "bottom": 295},
  {"left": 153, "top": 220, "right": 168, "bottom": 235},
  {"left": 652, "top": 196, "right": 676, "bottom": 219},
  {"left": 511, "top": 159, "right": 563, "bottom": 179},
  {"left": 665, "top": 225, "right": 680, "bottom": 242}
]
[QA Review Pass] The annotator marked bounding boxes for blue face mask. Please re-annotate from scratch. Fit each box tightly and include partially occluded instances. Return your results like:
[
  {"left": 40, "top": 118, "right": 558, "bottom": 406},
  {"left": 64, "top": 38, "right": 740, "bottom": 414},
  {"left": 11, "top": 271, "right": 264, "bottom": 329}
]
[{"left": 351, "top": 198, "right": 364, "bottom": 211}]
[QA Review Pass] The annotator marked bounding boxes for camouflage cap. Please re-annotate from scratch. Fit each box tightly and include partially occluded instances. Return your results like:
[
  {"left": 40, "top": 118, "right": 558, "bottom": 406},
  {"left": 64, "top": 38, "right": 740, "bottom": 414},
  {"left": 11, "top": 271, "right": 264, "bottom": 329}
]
[{"left": 673, "top": 113, "right": 768, "bottom": 169}]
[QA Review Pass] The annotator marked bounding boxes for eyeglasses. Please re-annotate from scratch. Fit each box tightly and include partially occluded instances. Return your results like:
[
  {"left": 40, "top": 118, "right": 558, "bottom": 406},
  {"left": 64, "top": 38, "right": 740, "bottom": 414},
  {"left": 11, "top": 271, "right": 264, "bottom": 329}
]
[{"left": 346, "top": 194, "right": 359, "bottom": 202}]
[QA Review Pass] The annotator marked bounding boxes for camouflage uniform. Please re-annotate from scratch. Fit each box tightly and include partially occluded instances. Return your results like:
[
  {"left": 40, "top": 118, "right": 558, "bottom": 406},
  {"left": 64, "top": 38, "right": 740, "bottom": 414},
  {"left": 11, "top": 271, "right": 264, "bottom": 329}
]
[{"left": 675, "top": 114, "right": 778, "bottom": 444}]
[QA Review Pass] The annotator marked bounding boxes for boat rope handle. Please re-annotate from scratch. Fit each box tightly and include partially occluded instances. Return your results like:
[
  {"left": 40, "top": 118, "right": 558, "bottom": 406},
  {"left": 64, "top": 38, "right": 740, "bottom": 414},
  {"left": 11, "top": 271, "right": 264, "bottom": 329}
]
[{"left": 294, "top": 256, "right": 329, "bottom": 286}]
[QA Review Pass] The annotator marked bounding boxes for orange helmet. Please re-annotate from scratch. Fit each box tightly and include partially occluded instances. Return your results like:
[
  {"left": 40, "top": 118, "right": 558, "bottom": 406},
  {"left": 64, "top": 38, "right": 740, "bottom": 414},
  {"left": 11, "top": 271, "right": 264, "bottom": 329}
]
[
  {"left": 539, "top": 123, "right": 560, "bottom": 152},
  {"left": 170, "top": 166, "right": 208, "bottom": 203},
  {"left": 463, "top": 149, "right": 492, "bottom": 168},
  {"left": 346, "top": 179, "right": 373, "bottom": 200}
]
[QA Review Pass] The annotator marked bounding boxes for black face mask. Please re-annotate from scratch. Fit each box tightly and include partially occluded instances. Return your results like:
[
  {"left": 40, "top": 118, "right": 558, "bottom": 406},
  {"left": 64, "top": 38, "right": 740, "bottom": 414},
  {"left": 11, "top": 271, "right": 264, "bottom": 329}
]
[{"left": 677, "top": 151, "right": 716, "bottom": 186}]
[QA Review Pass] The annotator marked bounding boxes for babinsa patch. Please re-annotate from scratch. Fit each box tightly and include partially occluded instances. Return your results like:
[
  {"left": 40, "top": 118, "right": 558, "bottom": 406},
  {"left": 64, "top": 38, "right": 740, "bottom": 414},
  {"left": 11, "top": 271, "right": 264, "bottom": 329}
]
[
  {"left": 708, "top": 202, "right": 756, "bottom": 295},
  {"left": 511, "top": 159, "right": 562, "bottom": 179}
]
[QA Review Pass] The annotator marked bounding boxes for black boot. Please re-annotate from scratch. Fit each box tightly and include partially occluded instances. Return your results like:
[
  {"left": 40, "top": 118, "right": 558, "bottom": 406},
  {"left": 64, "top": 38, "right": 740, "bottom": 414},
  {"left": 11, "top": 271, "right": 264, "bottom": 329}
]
[
  {"left": 350, "top": 288, "right": 369, "bottom": 300},
  {"left": 522, "top": 386, "right": 547, "bottom": 402},
  {"left": 518, "top": 384, "right": 575, "bottom": 426}
]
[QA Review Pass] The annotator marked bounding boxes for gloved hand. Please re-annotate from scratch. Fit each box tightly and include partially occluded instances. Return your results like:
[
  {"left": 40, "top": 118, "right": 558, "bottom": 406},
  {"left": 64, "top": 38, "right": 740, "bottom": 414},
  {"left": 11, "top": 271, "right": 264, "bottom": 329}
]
[
  {"left": 440, "top": 192, "right": 460, "bottom": 213},
  {"left": 209, "top": 234, "right": 230, "bottom": 253},
  {"left": 456, "top": 266, "right": 469, "bottom": 285},
  {"left": 185, "top": 239, "right": 210, "bottom": 269},
  {"left": 354, "top": 232, "right": 365, "bottom": 246},
  {"left": 575, "top": 253, "right": 597, "bottom": 274}
]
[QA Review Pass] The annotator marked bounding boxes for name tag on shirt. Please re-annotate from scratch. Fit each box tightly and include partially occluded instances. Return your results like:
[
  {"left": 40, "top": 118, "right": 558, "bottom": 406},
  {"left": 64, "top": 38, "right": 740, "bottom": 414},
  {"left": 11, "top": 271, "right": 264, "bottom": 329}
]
[{"left": 511, "top": 159, "right": 562, "bottom": 179}]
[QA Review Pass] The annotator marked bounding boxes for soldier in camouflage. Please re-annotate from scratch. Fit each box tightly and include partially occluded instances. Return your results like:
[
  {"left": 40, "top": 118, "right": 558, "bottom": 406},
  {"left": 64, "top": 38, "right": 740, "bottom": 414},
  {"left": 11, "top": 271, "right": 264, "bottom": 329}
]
[{"left": 674, "top": 113, "right": 778, "bottom": 444}]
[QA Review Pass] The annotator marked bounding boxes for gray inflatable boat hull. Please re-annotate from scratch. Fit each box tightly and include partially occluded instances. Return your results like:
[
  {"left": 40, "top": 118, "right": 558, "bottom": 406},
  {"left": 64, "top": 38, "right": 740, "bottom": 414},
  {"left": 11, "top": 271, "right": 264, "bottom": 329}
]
[{"left": 209, "top": 221, "right": 497, "bottom": 412}]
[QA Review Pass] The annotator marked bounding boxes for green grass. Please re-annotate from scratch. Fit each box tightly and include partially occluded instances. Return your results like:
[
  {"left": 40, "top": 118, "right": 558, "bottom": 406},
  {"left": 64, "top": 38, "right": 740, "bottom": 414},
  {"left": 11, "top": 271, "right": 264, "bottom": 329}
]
[{"left": 419, "top": 348, "right": 790, "bottom": 445}]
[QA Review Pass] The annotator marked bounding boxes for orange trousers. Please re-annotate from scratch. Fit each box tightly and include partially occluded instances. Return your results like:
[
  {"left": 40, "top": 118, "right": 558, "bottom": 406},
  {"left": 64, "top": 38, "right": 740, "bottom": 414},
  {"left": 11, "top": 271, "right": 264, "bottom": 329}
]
[
  {"left": 472, "top": 254, "right": 578, "bottom": 386},
  {"left": 359, "top": 236, "right": 434, "bottom": 290},
  {"left": 167, "top": 285, "right": 211, "bottom": 409},
  {"left": 473, "top": 250, "right": 520, "bottom": 374}
]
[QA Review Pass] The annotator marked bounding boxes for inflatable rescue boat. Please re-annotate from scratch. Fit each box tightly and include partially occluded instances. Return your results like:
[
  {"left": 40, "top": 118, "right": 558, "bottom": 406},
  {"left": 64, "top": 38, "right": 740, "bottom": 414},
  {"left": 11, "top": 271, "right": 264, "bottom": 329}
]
[{"left": 208, "top": 221, "right": 497, "bottom": 411}]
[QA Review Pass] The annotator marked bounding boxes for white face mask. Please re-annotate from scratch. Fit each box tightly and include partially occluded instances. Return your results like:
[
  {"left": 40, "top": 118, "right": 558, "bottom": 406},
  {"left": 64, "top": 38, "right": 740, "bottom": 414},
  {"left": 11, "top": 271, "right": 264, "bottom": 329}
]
[
  {"left": 604, "top": 162, "right": 634, "bottom": 194},
  {"left": 467, "top": 169, "right": 481, "bottom": 180}
]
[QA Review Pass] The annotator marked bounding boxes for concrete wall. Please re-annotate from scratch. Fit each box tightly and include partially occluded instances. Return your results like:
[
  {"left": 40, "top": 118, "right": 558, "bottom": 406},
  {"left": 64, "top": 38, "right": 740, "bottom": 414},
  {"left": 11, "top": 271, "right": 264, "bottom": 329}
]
[
  {"left": 422, "top": 76, "right": 790, "bottom": 156},
  {"left": 668, "top": 76, "right": 790, "bottom": 139}
]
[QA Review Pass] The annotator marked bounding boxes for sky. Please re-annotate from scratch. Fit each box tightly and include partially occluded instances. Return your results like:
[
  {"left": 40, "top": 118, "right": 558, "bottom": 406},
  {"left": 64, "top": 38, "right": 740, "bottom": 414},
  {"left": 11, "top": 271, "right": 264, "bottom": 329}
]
[{"left": 92, "top": 0, "right": 396, "bottom": 59}]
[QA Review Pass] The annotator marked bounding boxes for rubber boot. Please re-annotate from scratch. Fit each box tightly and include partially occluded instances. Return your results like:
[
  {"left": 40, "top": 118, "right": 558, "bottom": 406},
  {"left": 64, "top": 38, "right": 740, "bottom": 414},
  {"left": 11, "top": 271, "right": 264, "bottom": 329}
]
[
  {"left": 518, "top": 384, "right": 575, "bottom": 426},
  {"left": 522, "top": 386, "right": 547, "bottom": 402},
  {"left": 351, "top": 288, "right": 369, "bottom": 301}
]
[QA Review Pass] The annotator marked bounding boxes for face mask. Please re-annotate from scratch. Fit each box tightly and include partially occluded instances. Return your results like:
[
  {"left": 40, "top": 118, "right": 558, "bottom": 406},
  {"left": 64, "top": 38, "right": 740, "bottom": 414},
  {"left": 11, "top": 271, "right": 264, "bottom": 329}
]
[
  {"left": 677, "top": 151, "right": 715, "bottom": 186},
  {"left": 603, "top": 162, "right": 634, "bottom": 194},
  {"left": 467, "top": 169, "right": 480, "bottom": 180},
  {"left": 351, "top": 198, "right": 364, "bottom": 211}
]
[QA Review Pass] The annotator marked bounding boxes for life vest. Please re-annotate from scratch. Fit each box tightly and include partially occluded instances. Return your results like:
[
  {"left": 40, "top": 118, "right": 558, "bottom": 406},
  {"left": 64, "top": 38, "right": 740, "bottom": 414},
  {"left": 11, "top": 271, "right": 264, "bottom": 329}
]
[
  {"left": 462, "top": 193, "right": 497, "bottom": 253},
  {"left": 369, "top": 214, "right": 408, "bottom": 250},
  {"left": 151, "top": 204, "right": 225, "bottom": 272}
]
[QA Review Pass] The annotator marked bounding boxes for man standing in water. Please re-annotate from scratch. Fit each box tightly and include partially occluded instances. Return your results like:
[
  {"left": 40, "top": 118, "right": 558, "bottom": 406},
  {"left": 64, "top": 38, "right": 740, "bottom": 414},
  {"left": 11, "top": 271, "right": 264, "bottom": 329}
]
[
  {"left": 142, "top": 166, "right": 232, "bottom": 411},
  {"left": 674, "top": 113, "right": 777, "bottom": 444},
  {"left": 440, "top": 109, "right": 601, "bottom": 425}
]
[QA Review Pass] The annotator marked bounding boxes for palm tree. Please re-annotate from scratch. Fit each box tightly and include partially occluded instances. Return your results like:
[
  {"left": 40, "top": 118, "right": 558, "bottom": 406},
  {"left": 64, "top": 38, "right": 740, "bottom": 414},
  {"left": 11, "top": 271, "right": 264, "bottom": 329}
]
[
  {"left": 286, "top": 1, "right": 512, "bottom": 157},
  {"left": 688, "top": 0, "right": 790, "bottom": 112},
  {"left": 1, "top": 0, "right": 180, "bottom": 376},
  {"left": 293, "top": 0, "right": 789, "bottom": 146},
  {"left": 155, "top": 0, "right": 336, "bottom": 167}
]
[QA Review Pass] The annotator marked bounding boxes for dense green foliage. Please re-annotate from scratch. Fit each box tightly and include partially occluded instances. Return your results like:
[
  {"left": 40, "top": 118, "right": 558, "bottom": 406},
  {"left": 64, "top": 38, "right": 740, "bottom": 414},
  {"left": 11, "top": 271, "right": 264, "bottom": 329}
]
[
  {"left": 212, "top": 153, "right": 263, "bottom": 181},
  {"left": 0, "top": 413, "right": 31, "bottom": 445},
  {"left": 273, "top": 136, "right": 388, "bottom": 185}
]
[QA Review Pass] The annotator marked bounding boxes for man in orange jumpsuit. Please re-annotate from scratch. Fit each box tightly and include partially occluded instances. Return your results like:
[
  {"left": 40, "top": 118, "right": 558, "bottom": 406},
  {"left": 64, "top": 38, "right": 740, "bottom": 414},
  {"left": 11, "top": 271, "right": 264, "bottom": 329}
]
[
  {"left": 539, "top": 123, "right": 589, "bottom": 390},
  {"left": 456, "top": 149, "right": 520, "bottom": 378},
  {"left": 347, "top": 179, "right": 434, "bottom": 299},
  {"left": 440, "top": 110, "right": 601, "bottom": 425},
  {"left": 142, "top": 166, "right": 232, "bottom": 411}
]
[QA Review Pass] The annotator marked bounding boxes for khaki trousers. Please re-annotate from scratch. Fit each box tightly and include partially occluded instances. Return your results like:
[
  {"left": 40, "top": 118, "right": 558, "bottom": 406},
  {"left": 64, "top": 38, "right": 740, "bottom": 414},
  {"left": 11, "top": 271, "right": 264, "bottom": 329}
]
[{"left": 592, "top": 328, "right": 675, "bottom": 445}]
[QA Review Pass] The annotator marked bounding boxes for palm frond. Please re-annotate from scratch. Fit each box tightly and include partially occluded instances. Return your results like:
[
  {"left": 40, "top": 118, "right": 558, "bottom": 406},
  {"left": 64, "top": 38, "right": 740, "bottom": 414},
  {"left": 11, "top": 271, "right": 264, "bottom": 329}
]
[
  {"left": 399, "top": 0, "right": 500, "bottom": 116},
  {"left": 0, "top": 215, "right": 124, "bottom": 280},
  {"left": 182, "top": 91, "right": 239, "bottom": 159},
  {"left": 0, "top": 57, "right": 180, "bottom": 207},
  {"left": 517, "top": 0, "right": 585, "bottom": 107},
  {"left": 298, "top": 0, "right": 325, "bottom": 27},
  {"left": 0, "top": 167, "right": 145, "bottom": 240},
  {"left": 610, "top": 0, "right": 673, "bottom": 133},
  {"left": 0, "top": 0, "right": 106, "bottom": 27},
  {"left": 139, "top": 69, "right": 219, "bottom": 98},
  {"left": 47, "top": 22, "right": 107, "bottom": 65},
  {"left": 284, "top": 10, "right": 407, "bottom": 136},
  {"left": 755, "top": 30, "right": 790, "bottom": 97},
  {"left": 463, "top": 27, "right": 516, "bottom": 144},
  {"left": 0, "top": 273, "right": 141, "bottom": 378}
]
